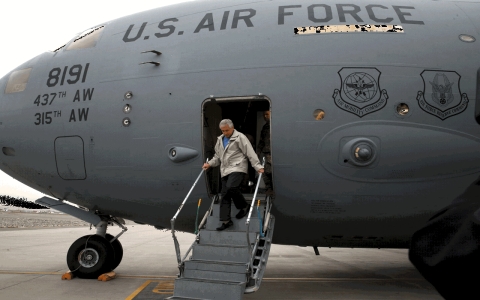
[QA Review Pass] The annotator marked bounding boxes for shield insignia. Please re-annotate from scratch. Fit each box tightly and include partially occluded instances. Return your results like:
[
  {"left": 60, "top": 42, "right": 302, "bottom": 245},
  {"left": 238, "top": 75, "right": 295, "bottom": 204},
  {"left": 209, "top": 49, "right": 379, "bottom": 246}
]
[
  {"left": 333, "top": 67, "right": 388, "bottom": 117},
  {"left": 417, "top": 70, "right": 469, "bottom": 120}
]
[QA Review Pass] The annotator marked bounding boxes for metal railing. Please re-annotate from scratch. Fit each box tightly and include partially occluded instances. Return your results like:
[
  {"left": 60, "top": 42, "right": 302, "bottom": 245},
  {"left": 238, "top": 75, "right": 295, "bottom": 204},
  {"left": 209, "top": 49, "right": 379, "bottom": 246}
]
[
  {"left": 176, "top": 196, "right": 217, "bottom": 276},
  {"left": 171, "top": 161, "right": 208, "bottom": 273},
  {"left": 245, "top": 211, "right": 275, "bottom": 294},
  {"left": 245, "top": 158, "right": 265, "bottom": 270},
  {"left": 244, "top": 157, "right": 278, "bottom": 293},
  {"left": 263, "top": 195, "right": 272, "bottom": 233}
]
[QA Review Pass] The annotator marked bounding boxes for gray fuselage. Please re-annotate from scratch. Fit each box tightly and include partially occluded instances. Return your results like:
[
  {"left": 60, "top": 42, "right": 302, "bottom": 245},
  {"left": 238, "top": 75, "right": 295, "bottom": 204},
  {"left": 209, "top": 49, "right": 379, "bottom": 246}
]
[{"left": 1, "top": 0, "right": 479, "bottom": 247}]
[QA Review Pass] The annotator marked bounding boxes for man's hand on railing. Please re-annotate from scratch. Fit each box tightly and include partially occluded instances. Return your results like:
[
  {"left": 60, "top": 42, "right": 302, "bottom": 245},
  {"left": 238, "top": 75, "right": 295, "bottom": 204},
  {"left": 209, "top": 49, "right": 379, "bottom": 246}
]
[
  {"left": 202, "top": 163, "right": 211, "bottom": 170},
  {"left": 258, "top": 168, "right": 264, "bottom": 174}
]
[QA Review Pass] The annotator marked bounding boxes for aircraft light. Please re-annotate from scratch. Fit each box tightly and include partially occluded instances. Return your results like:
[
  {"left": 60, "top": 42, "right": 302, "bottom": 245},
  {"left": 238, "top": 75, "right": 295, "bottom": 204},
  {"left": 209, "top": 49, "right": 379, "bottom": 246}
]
[
  {"left": 396, "top": 103, "right": 409, "bottom": 116},
  {"left": 124, "top": 91, "right": 133, "bottom": 100},
  {"left": 341, "top": 138, "right": 378, "bottom": 167},
  {"left": 354, "top": 145, "right": 373, "bottom": 162},
  {"left": 459, "top": 34, "right": 476, "bottom": 43},
  {"left": 314, "top": 109, "right": 325, "bottom": 120}
]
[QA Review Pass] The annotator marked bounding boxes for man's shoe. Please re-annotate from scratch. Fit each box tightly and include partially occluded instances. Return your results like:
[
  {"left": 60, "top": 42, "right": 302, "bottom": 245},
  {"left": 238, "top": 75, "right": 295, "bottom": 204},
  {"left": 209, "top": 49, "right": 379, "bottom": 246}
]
[
  {"left": 216, "top": 220, "right": 233, "bottom": 231},
  {"left": 236, "top": 208, "right": 248, "bottom": 219}
]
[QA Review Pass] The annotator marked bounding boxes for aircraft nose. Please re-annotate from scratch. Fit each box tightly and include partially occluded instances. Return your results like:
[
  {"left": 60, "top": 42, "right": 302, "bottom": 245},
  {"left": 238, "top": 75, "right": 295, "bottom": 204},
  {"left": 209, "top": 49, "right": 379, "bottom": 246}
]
[
  {"left": 0, "top": 75, "right": 5, "bottom": 124},
  {"left": 1, "top": 51, "right": 53, "bottom": 97},
  {"left": 0, "top": 67, "right": 33, "bottom": 141},
  {"left": 0, "top": 59, "right": 40, "bottom": 159}
]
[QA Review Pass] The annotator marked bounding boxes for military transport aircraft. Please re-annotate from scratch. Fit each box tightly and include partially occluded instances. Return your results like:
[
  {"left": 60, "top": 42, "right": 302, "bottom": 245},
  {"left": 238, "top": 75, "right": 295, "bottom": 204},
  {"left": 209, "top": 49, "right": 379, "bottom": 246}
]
[{"left": 1, "top": 0, "right": 479, "bottom": 298}]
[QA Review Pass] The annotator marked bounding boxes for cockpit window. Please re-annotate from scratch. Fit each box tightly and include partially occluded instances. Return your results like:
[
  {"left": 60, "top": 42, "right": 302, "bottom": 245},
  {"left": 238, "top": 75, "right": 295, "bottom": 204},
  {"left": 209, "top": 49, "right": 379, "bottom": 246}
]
[
  {"left": 5, "top": 68, "right": 32, "bottom": 94},
  {"left": 66, "top": 26, "right": 105, "bottom": 51}
]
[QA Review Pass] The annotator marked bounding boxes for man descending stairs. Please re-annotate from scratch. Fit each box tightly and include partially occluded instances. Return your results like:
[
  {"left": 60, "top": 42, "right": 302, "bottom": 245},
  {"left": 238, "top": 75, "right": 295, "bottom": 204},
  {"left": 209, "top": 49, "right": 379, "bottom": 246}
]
[{"left": 167, "top": 195, "right": 275, "bottom": 300}]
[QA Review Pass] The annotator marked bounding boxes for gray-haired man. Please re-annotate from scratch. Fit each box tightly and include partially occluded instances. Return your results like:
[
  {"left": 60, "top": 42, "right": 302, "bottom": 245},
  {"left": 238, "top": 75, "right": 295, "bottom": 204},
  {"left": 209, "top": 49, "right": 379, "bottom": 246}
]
[{"left": 203, "top": 119, "right": 264, "bottom": 231}]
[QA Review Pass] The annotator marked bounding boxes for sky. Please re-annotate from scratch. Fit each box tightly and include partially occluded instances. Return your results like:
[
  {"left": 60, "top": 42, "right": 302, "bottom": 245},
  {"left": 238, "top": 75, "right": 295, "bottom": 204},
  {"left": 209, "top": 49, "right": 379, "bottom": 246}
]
[{"left": 0, "top": 0, "right": 192, "bottom": 200}]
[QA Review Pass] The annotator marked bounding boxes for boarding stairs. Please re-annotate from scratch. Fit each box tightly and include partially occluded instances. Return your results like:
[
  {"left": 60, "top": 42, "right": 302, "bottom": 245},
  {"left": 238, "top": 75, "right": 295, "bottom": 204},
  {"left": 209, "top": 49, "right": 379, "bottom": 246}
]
[{"left": 167, "top": 163, "right": 275, "bottom": 300}]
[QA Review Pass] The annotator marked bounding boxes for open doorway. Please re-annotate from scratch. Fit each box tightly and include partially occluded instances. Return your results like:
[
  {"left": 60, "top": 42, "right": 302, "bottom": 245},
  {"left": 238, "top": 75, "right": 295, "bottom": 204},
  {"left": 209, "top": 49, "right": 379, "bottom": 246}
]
[{"left": 202, "top": 96, "right": 272, "bottom": 196}]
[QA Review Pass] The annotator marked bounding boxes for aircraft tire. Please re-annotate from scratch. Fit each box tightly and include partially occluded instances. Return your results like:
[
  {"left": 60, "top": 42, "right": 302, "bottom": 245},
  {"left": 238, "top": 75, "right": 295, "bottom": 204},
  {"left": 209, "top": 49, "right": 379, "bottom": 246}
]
[
  {"left": 66, "top": 235, "right": 114, "bottom": 279},
  {"left": 105, "top": 234, "right": 123, "bottom": 270}
]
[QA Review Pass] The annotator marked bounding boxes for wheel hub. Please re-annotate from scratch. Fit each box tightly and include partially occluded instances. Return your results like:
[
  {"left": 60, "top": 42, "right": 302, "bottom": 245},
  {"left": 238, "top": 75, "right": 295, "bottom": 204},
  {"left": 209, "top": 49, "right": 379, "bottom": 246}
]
[{"left": 78, "top": 248, "right": 99, "bottom": 268}]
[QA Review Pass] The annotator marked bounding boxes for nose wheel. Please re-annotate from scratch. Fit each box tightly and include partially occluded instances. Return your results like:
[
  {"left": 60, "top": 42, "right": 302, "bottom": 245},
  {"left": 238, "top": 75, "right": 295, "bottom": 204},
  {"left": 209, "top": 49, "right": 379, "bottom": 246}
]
[
  {"left": 67, "top": 234, "right": 123, "bottom": 279},
  {"left": 67, "top": 235, "right": 114, "bottom": 279}
]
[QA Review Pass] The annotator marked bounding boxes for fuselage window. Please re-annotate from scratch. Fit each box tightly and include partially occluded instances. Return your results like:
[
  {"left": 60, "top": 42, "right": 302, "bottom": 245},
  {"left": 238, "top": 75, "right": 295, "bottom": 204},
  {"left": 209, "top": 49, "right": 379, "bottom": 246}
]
[
  {"left": 66, "top": 26, "right": 105, "bottom": 51},
  {"left": 5, "top": 68, "right": 32, "bottom": 94}
]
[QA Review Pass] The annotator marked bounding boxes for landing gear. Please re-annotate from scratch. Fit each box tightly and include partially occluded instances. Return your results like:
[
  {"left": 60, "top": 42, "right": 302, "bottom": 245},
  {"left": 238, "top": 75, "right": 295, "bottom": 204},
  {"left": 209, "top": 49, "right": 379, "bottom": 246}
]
[
  {"left": 67, "top": 235, "right": 114, "bottom": 279},
  {"left": 105, "top": 233, "right": 123, "bottom": 270},
  {"left": 66, "top": 218, "right": 127, "bottom": 278},
  {"left": 66, "top": 234, "right": 124, "bottom": 278}
]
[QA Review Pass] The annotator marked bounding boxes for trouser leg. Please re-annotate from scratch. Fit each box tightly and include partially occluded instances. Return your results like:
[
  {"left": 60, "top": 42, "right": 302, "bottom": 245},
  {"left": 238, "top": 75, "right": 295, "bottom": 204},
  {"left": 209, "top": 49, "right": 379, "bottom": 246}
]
[
  {"left": 227, "top": 172, "right": 248, "bottom": 210},
  {"left": 262, "top": 154, "right": 273, "bottom": 190},
  {"left": 220, "top": 176, "right": 231, "bottom": 221},
  {"left": 219, "top": 172, "right": 247, "bottom": 221}
]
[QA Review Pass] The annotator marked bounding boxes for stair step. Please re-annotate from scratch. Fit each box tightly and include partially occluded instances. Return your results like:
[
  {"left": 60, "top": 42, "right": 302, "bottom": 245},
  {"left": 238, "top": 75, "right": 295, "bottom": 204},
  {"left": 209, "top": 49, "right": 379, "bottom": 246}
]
[
  {"left": 179, "top": 260, "right": 248, "bottom": 294},
  {"left": 211, "top": 204, "right": 265, "bottom": 219},
  {"left": 184, "top": 269, "right": 247, "bottom": 282},
  {"left": 173, "top": 278, "right": 246, "bottom": 300},
  {"left": 192, "top": 244, "right": 250, "bottom": 263},
  {"left": 205, "top": 216, "right": 262, "bottom": 231},
  {"left": 214, "top": 193, "right": 266, "bottom": 202},
  {"left": 170, "top": 196, "right": 273, "bottom": 299},
  {"left": 199, "top": 230, "right": 257, "bottom": 246},
  {"left": 184, "top": 260, "right": 248, "bottom": 273},
  {"left": 242, "top": 193, "right": 267, "bottom": 201}
]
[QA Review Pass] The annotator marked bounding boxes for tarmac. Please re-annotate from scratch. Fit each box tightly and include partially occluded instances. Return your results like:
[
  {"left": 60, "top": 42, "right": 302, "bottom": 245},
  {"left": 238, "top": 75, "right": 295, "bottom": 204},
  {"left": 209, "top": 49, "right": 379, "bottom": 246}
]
[{"left": 0, "top": 213, "right": 442, "bottom": 300}]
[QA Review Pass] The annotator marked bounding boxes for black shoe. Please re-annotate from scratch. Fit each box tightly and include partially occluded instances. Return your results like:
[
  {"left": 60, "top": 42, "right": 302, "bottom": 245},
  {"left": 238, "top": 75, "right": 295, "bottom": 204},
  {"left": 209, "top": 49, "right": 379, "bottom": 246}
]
[
  {"left": 236, "top": 208, "right": 248, "bottom": 219},
  {"left": 216, "top": 220, "right": 233, "bottom": 231}
]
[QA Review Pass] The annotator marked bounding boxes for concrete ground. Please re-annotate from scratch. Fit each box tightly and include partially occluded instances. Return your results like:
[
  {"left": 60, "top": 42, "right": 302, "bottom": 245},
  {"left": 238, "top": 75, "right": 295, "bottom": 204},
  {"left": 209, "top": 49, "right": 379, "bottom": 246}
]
[{"left": 0, "top": 217, "right": 442, "bottom": 300}]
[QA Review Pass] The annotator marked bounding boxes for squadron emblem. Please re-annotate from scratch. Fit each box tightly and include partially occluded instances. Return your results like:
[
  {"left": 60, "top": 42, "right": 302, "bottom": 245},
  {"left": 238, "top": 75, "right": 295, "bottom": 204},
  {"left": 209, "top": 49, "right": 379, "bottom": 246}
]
[
  {"left": 417, "top": 70, "right": 469, "bottom": 120},
  {"left": 333, "top": 68, "right": 388, "bottom": 117}
]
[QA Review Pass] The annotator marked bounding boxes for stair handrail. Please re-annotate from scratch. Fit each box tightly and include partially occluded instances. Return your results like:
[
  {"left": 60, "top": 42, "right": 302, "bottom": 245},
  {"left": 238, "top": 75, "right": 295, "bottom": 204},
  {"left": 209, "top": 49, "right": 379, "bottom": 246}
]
[
  {"left": 180, "top": 195, "right": 217, "bottom": 264},
  {"left": 245, "top": 157, "right": 265, "bottom": 254},
  {"left": 171, "top": 159, "right": 208, "bottom": 268},
  {"left": 263, "top": 195, "right": 272, "bottom": 233},
  {"left": 249, "top": 195, "right": 273, "bottom": 277},
  {"left": 246, "top": 190, "right": 274, "bottom": 288},
  {"left": 245, "top": 215, "right": 275, "bottom": 294}
]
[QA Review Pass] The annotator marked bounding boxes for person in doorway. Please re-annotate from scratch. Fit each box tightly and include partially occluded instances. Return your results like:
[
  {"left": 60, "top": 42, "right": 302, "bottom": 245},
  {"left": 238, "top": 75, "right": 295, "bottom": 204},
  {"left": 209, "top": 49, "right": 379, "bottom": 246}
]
[
  {"left": 241, "top": 133, "right": 256, "bottom": 193},
  {"left": 203, "top": 119, "right": 264, "bottom": 231},
  {"left": 257, "top": 110, "right": 273, "bottom": 194}
]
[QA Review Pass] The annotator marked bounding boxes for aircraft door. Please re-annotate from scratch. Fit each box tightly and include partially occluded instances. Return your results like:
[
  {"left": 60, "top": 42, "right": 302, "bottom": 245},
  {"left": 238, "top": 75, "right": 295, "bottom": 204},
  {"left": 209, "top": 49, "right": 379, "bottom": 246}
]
[
  {"left": 203, "top": 102, "right": 222, "bottom": 194},
  {"left": 54, "top": 136, "right": 86, "bottom": 180},
  {"left": 202, "top": 97, "right": 272, "bottom": 195}
]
